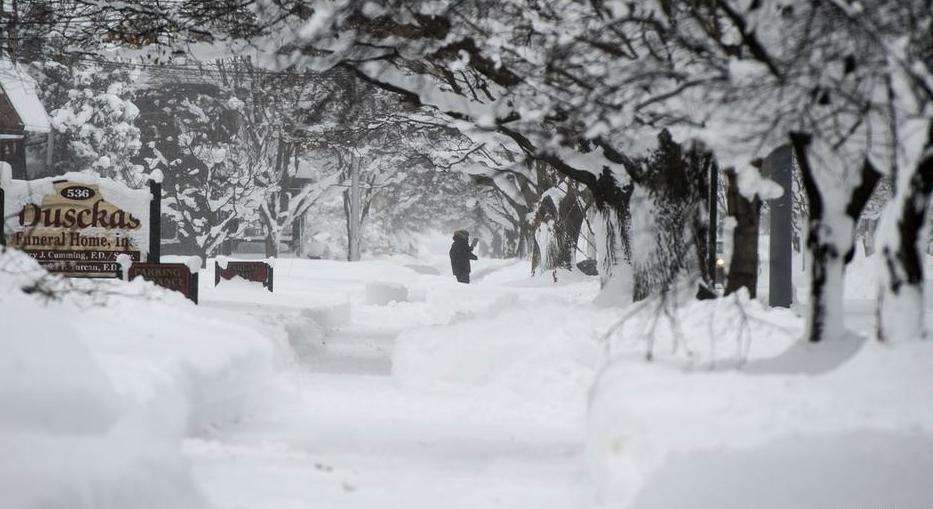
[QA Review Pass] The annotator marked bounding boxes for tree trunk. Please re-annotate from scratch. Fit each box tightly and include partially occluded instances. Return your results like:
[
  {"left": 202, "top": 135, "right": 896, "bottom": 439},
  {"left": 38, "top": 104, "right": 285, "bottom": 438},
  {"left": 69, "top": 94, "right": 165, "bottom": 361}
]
[
  {"left": 592, "top": 204, "right": 636, "bottom": 306},
  {"left": 706, "top": 157, "right": 719, "bottom": 288},
  {"left": 349, "top": 159, "right": 362, "bottom": 261},
  {"left": 262, "top": 208, "right": 280, "bottom": 258},
  {"left": 531, "top": 193, "right": 558, "bottom": 273},
  {"left": 687, "top": 148, "right": 715, "bottom": 296},
  {"left": 265, "top": 235, "right": 278, "bottom": 258},
  {"left": 264, "top": 137, "right": 287, "bottom": 258},
  {"left": 342, "top": 189, "right": 352, "bottom": 261},
  {"left": 531, "top": 185, "right": 586, "bottom": 274},
  {"left": 593, "top": 177, "right": 633, "bottom": 292},
  {"left": 877, "top": 121, "right": 933, "bottom": 342},
  {"left": 343, "top": 159, "right": 362, "bottom": 262},
  {"left": 791, "top": 132, "right": 881, "bottom": 342},
  {"left": 557, "top": 185, "right": 586, "bottom": 268},
  {"left": 724, "top": 168, "right": 761, "bottom": 298}
]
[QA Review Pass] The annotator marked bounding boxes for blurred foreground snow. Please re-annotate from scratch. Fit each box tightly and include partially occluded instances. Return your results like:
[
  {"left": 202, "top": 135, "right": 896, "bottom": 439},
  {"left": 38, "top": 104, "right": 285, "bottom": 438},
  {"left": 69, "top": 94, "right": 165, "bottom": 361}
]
[{"left": 1, "top": 245, "right": 930, "bottom": 509}]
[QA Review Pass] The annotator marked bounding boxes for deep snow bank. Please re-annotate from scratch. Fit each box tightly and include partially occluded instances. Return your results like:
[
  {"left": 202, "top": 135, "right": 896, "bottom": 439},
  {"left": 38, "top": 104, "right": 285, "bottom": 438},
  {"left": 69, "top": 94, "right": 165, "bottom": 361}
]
[
  {"left": 0, "top": 249, "right": 291, "bottom": 509},
  {"left": 393, "top": 293, "right": 616, "bottom": 422},
  {"left": 588, "top": 294, "right": 933, "bottom": 508}
]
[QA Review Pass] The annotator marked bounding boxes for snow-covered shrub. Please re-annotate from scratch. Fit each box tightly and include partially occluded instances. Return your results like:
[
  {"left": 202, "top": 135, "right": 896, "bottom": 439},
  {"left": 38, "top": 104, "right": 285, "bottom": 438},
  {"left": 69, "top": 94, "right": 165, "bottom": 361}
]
[{"left": 34, "top": 62, "right": 144, "bottom": 184}]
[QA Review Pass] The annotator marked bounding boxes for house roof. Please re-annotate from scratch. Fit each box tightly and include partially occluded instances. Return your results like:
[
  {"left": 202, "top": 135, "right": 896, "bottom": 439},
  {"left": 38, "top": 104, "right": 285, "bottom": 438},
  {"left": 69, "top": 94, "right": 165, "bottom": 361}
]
[{"left": 0, "top": 57, "right": 51, "bottom": 134}]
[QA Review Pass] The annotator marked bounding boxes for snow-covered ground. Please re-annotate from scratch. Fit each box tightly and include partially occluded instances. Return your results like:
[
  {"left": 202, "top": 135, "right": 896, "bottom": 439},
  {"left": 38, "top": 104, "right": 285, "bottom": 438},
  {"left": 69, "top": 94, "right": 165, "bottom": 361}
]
[
  {"left": 2, "top": 244, "right": 931, "bottom": 509},
  {"left": 184, "top": 256, "right": 613, "bottom": 509}
]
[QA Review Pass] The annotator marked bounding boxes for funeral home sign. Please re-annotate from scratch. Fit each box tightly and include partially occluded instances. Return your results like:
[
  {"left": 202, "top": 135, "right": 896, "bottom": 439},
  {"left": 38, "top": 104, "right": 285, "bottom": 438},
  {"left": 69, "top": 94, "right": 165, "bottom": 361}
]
[{"left": 1, "top": 164, "right": 162, "bottom": 277}]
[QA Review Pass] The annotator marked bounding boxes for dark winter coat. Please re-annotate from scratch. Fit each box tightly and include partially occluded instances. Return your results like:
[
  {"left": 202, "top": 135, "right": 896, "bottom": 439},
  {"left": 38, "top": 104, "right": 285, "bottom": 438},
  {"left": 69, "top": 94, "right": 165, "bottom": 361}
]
[{"left": 449, "top": 237, "right": 478, "bottom": 276}]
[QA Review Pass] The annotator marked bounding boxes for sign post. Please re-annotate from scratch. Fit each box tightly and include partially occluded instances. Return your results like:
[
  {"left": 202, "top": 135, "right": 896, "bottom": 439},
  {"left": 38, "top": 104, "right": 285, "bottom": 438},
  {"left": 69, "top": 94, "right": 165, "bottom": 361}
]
[
  {"left": 0, "top": 182, "right": 5, "bottom": 247},
  {"left": 148, "top": 176, "right": 161, "bottom": 263}
]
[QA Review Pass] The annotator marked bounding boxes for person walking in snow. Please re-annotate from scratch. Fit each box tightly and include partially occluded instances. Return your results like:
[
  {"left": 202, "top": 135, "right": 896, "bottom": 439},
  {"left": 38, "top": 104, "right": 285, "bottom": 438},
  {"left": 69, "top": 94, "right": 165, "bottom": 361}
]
[{"left": 449, "top": 230, "right": 478, "bottom": 284}]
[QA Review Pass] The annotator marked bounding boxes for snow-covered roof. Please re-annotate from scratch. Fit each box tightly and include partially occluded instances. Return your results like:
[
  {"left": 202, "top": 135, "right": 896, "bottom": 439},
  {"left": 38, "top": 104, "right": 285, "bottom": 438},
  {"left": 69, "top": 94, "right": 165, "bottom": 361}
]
[{"left": 0, "top": 56, "right": 51, "bottom": 134}]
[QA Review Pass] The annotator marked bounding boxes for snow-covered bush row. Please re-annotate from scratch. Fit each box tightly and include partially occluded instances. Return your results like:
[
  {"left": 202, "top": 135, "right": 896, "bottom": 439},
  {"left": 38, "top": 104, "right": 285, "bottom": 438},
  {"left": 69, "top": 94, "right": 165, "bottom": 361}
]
[
  {"left": 588, "top": 295, "right": 933, "bottom": 508},
  {"left": 0, "top": 248, "right": 292, "bottom": 509}
]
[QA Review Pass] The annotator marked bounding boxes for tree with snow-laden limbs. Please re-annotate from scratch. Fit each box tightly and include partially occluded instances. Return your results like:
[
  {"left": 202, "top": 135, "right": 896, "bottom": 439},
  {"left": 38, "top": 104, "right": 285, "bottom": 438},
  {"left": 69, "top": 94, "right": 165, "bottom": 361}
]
[
  {"left": 8, "top": 0, "right": 933, "bottom": 344},
  {"left": 876, "top": 121, "right": 933, "bottom": 342},
  {"left": 32, "top": 61, "right": 145, "bottom": 185},
  {"left": 723, "top": 166, "right": 763, "bottom": 299},
  {"left": 135, "top": 81, "right": 261, "bottom": 259},
  {"left": 791, "top": 133, "right": 881, "bottom": 343},
  {"left": 212, "top": 58, "right": 350, "bottom": 257}
]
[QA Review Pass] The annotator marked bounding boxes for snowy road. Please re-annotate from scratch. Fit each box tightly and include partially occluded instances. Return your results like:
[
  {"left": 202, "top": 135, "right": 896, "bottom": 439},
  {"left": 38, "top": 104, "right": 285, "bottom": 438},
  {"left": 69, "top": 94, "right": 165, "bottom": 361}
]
[{"left": 183, "top": 260, "right": 600, "bottom": 509}]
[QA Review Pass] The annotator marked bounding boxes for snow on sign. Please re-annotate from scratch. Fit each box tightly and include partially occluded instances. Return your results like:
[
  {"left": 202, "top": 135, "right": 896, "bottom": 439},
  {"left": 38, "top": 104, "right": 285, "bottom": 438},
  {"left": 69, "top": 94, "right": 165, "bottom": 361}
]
[
  {"left": 215, "top": 257, "right": 274, "bottom": 292},
  {"left": 124, "top": 262, "right": 199, "bottom": 304},
  {"left": 0, "top": 165, "right": 162, "bottom": 277}
]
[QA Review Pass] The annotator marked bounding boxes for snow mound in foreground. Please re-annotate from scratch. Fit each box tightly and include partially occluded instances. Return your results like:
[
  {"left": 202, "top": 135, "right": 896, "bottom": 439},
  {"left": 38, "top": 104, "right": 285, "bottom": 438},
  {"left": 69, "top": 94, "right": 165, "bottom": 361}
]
[
  {"left": 0, "top": 248, "right": 290, "bottom": 509},
  {"left": 588, "top": 295, "right": 933, "bottom": 508},
  {"left": 1, "top": 294, "right": 120, "bottom": 434}
]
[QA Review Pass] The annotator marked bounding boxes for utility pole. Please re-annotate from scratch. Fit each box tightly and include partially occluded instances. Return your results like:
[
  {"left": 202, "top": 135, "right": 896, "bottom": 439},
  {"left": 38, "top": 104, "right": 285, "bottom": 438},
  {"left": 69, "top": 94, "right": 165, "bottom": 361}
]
[
  {"left": 348, "top": 158, "right": 362, "bottom": 261},
  {"left": 1, "top": 0, "right": 6, "bottom": 58},
  {"left": 708, "top": 159, "right": 719, "bottom": 287},
  {"left": 8, "top": 0, "right": 16, "bottom": 62}
]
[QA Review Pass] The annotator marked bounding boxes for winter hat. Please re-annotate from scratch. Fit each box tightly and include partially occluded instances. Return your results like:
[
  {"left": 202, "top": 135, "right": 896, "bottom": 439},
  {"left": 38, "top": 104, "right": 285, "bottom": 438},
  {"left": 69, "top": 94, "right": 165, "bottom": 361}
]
[{"left": 453, "top": 230, "right": 469, "bottom": 240}]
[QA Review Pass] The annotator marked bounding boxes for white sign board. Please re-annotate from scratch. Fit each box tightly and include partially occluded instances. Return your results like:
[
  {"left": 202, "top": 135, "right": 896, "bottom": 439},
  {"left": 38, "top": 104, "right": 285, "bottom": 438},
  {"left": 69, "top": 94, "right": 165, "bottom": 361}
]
[{"left": 1, "top": 166, "right": 152, "bottom": 277}]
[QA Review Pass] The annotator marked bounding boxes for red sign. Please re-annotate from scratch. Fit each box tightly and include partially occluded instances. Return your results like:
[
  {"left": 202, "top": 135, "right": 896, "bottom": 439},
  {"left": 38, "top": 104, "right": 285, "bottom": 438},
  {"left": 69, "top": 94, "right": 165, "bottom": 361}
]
[
  {"left": 214, "top": 261, "right": 273, "bottom": 292},
  {"left": 126, "top": 263, "right": 198, "bottom": 303}
]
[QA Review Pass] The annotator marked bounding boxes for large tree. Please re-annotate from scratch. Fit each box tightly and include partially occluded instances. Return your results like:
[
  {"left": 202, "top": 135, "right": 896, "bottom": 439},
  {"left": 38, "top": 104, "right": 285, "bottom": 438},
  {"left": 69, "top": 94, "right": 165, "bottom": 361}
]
[
  {"left": 12, "top": 0, "right": 933, "bottom": 341},
  {"left": 135, "top": 81, "right": 260, "bottom": 258}
]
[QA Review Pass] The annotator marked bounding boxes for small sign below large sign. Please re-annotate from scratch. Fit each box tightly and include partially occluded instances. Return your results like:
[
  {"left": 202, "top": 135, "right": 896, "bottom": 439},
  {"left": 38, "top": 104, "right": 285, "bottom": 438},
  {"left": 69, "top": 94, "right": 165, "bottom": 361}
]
[
  {"left": 215, "top": 259, "right": 274, "bottom": 292},
  {"left": 1, "top": 168, "right": 161, "bottom": 277},
  {"left": 124, "top": 262, "right": 199, "bottom": 304}
]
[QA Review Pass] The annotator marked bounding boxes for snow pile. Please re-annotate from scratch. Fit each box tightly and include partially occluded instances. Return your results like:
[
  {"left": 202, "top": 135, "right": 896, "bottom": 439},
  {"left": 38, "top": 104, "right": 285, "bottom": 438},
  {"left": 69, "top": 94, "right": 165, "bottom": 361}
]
[
  {"left": 1, "top": 294, "right": 120, "bottom": 435},
  {"left": 300, "top": 301, "right": 352, "bottom": 329},
  {"left": 277, "top": 311, "right": 327, "bottom": 354},
  {"left": 603, "top": 291, "right": 802, "bottom": 366},
  {"left": 393, "top": 300, "right": 616, "bottom": 420},
  {"left": 365, "top": 281, "right": 409, "bottom": 305},
  {"left": 588, "top": 295, "right": 933, "bottom": 508},
  {"left": 0, "top": 248, "right": 290, "bottom": 509}
]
